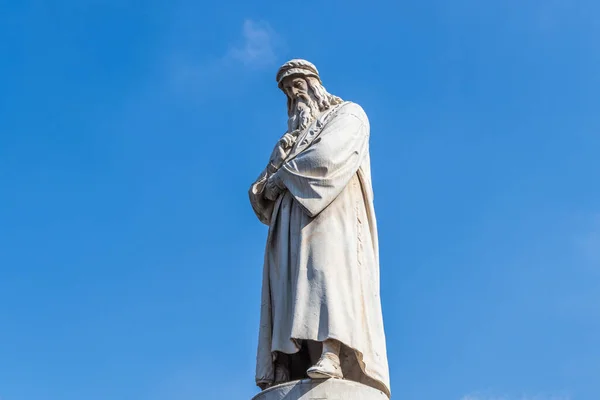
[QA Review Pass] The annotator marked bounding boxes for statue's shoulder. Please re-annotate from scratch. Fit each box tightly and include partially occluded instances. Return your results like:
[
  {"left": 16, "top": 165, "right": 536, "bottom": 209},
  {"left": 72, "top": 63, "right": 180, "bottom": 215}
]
[{"left": 337, "top": 101, "right": 369, "bottom": 124}]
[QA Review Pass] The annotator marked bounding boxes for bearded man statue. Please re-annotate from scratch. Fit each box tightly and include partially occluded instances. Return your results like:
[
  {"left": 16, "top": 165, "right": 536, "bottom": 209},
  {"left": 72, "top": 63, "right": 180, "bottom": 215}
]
[{"left": 248, "top": 59, "right": 391, "bottom": 397}]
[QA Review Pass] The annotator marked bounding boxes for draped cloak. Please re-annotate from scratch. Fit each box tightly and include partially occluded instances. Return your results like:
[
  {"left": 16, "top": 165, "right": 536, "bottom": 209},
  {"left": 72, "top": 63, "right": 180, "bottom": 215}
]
[{"left": 249, "top": 102, "right": 390, "bottom": 397}]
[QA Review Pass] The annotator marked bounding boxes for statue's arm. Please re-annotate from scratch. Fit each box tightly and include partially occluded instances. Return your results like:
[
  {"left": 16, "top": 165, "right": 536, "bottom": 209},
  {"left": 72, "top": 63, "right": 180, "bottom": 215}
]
[
  {"left": 248, "top": 131, "right": 300, "bottom": 224},
  {"left": 248, "top": 168, "right": 274, "bottom": 225}
]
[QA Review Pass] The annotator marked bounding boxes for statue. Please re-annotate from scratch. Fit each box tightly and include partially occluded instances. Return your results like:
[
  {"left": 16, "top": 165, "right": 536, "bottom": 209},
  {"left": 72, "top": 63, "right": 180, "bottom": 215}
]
[{"left": 249, "top": 59, "right": 391, "bottom": 398}]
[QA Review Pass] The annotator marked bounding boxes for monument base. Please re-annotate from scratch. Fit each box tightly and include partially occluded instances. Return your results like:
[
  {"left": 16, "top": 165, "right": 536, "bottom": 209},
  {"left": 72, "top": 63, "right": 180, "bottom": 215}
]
[{"left": 251, "top": 378, "right": 388, "bottom": 400}]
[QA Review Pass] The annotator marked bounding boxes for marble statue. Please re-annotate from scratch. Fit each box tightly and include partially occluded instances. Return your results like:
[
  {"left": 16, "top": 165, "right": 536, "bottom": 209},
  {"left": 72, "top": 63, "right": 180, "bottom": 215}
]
[{"left": 248, "top": 59, "right": 390, "bottom": 398}]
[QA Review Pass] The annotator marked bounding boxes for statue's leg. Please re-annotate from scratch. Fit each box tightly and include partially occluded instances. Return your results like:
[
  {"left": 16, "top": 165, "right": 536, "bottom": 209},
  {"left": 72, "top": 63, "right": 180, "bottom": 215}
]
[
  {"left": 274, "top": 351, "right": 291, "bottom": 384},
  {"left": 306, "top": 340, "right": 323, "bottom": 365},
  {"left": 306, "top": 339, "right": 343, "bottom": 379},
  {"left": 322, "top": 339, "right": 341, "bottom": 356}
]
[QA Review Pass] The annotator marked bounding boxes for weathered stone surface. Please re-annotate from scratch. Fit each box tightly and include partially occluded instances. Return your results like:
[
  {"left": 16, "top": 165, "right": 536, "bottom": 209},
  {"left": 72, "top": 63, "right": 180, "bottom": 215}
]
[{"left": 251, "top": 378, "right": 389, "bottom": 400}]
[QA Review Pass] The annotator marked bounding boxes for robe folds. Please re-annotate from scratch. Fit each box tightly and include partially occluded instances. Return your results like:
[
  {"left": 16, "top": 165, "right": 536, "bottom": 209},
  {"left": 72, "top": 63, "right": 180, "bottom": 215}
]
[{"left": 249, "top": 102, "right": 390, "bottom": 397}]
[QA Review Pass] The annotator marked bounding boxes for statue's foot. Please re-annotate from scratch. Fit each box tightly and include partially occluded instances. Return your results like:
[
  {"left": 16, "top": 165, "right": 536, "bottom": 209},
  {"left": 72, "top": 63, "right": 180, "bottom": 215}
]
[
  {"left": 257, "top": 381, "right": 272, "bottom": 391},
  {"left": 306, "top": 353, "right": 343, "bottom": 379}
]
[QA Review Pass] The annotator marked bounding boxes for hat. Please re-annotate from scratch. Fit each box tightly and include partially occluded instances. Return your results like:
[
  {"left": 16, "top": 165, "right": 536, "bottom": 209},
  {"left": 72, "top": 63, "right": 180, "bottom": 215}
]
[{"left": 276, "top": 59, "right": 321, "bottom": 88}]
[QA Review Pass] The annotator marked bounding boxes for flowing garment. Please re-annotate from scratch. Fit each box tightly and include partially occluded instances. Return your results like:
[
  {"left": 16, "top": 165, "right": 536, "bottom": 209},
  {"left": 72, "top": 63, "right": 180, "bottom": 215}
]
[{"left": 249, "top": 102, "right": 390, "bottom": 397}]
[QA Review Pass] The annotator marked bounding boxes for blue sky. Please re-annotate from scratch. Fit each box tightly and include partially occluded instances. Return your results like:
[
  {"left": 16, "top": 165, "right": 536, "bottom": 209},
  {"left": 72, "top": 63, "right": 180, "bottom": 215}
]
[{"left": 1, "top": 1, "right": 599, "bottom": 399}]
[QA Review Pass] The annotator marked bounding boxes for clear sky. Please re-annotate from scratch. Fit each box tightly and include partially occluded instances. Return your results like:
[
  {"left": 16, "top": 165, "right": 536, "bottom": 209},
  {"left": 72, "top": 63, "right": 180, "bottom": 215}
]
[{"left": 1, "top": 1, "right": 599, "bottom": 399}]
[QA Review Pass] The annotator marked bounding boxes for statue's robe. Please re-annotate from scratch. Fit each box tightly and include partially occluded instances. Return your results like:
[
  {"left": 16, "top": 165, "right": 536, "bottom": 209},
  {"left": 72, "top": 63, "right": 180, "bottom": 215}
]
[{"left": 249, "top": 102, "right": 391, "bottom": 397}]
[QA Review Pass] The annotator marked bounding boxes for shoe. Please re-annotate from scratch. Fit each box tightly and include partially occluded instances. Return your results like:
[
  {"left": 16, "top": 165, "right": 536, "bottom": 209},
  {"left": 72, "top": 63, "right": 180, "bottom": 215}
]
[{"left": 306, "top": 353, "right": 343, "bottom": 379}]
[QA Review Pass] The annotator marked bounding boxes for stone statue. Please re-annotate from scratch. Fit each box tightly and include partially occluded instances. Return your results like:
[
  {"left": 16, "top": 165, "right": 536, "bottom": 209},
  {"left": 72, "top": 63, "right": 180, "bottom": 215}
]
[{"left": 249, "top": 59, "right": 390, "bottom": 398}]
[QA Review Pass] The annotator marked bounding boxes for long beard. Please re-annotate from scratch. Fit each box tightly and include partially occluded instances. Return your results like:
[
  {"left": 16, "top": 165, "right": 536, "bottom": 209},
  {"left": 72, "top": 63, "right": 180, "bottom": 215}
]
[{"left": 287, "top": 94, "right": 319, "bottom": 133}]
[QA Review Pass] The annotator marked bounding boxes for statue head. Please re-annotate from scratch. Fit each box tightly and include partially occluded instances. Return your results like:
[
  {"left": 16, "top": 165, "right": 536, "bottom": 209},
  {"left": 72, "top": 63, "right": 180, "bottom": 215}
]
[{"left": 276, "top": 59, "right": 343, "bottom": 132}]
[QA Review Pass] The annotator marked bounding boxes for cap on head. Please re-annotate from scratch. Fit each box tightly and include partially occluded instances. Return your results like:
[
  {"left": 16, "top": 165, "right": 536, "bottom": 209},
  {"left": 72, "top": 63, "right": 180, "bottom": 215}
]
[{"left": 276, "top": 59, "right": 321, "bottom": 88}]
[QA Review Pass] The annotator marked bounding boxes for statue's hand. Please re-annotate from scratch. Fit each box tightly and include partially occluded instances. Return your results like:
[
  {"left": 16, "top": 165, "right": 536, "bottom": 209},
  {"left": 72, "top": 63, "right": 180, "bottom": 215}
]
[
  {"left": 268, "top": 145, "right": 288, "bottom": 173},
  {"left": 264, "top": 172, "right": 284, "bottom": 201},
  {"left": 278, "top": 132, "right": 296, "bottom": 149},
  {"left": 267, "top": 130, "right": 300, "bottom": 174}
]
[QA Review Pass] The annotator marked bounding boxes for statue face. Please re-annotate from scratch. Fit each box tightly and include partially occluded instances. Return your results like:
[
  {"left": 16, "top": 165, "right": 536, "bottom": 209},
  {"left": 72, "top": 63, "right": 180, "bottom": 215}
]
[{"left": 281, "top": 76, "right": 308, "bottom": 100}]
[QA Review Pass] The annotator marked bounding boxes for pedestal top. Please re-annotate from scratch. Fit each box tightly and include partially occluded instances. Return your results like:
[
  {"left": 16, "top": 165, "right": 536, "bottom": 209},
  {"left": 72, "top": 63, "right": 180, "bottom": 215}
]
[{"left": 251, "top": 378, "right": 389, "bottom": 400}]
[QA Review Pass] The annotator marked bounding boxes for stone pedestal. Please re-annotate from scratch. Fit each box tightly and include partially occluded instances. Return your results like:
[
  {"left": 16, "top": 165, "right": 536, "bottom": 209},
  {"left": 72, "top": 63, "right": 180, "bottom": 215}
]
[{"left": 251, "top": 379, "right": 388, "bottom": 400}]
